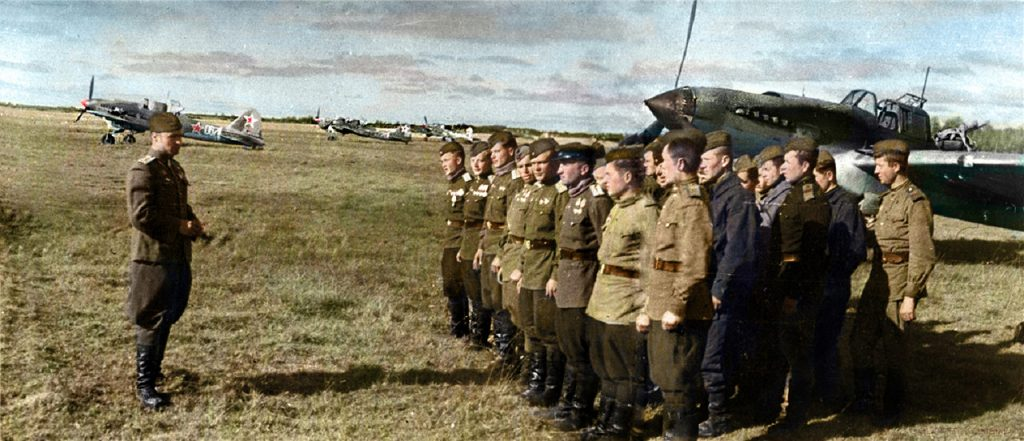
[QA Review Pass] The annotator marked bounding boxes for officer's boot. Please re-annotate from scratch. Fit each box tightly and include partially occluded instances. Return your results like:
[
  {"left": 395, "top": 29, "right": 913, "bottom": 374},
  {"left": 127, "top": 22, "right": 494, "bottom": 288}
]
[
  {"left": 522, "top": 349, "right": 547, "bottom": 404},
  {"left": 152, "top": 326, "right": 169, "bottom": 383},
  {"left": 136, "top": 344, "right": 169, "bottom": 410},
  {"left": 628, "top": 385, "right": 649, "bottom": 440},
  {"left": 493, "top": 311, "right": 520, "bottom": 376},
  {"left": 538, "top": 366, "right": 576, "bottom": 419},
  {"left": 475, "top": 307, "right": 494, "bottom": 349},
  {"left": 593, "top": 402, "right": 634, "bottom": 440},
  {"left": 448, "top": 296, "right": 469, "bottom": 339},
  {"left": 663, "top": 408, "right": 697, "bottom": 441},
  {"left": 697, "top": 392, "right": 733, "bottom": 438},
  {"left": 849, "top": 368, "right": 875, "bottom": 414},
  {"left": 875, "top": 369, "right": 905, "bottom": 427},
  {"left": 538, "top": 348, "right": 566, "bottom": 407},
  {"left": 552, "top": 374, "right": 598, "bottom": 431},
  {"left": 580, "top": 397, "right": 615, "bottom": 441}
]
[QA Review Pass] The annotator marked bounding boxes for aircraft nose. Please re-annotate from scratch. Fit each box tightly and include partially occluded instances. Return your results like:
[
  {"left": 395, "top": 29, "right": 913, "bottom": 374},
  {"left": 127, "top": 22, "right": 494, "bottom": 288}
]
[
  {"left": 80, "top": 99, "right": 89, "bottom": 108},
  {"left": 645, "top": 87, "right": 696, "bottom": 130}
]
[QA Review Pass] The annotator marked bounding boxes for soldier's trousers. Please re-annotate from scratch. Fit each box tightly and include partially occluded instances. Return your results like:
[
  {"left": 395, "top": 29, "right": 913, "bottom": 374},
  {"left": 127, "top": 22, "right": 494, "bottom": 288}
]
[
  {"left": 701, "top": 306, "right": 747, "bottom": 416},
  {"left": 648, "top": 320, "right": 709, "bottom": 410},
  {"left": 530, "top": 289, "right": 560, "bottom": 349},
  {"left": 461, "top": 259, "right": 482, "bottom": 305},
  {"left": 814, "top": 273, "right": 853, "bottom": 400},
  {"left": 441, "top": 248, "right": 468, "bottom": 334},
  {"left": 555, "top": 307, "right": 599, "bottom": 399},
  {"left": 850, "top": 296, "right": 909, "bottom": 374},
  {"left": 127, "top": 262, "right": 191, "bottom": 346},
  {"left": 774, "top": 297, "right": 820, "bottom": 421},
  {"left": 481, "top": 254, "right": 502, "bottom": 311},
  {"left": 589, "top": 318, "right": 644, "bottom": 403}
]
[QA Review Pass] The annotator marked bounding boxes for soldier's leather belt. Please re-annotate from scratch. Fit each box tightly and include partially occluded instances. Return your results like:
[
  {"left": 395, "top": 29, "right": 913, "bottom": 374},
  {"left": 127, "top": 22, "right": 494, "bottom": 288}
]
[
  {"left": 603, "top": 264, "right": 639, "bottom": 279},
  {"left": 782, "top": 253, "right": 801, "bottom": 263},
  {"left": 509, "top": 235, "right": 525, "bottom": 244},
  {"left": 525, "top": 238, "right": 555, "bottom": 250},
  {"left": 882, "top": 252, "right": 909, "bottom": 264},
  {"left": 463, "top": 220, "right": 484, "bottom": 228},
  {"left": 560, "top": 248, "right": 598, "bottom": 262},
  {"left": 446, "top": 219, "right": 464, "bottom": 227},
  {"left": 486, "top": 221, "right": 506, "bottom": 230},
  {"left": 653, "top": 259, "right": 684, "bottom": 273}
]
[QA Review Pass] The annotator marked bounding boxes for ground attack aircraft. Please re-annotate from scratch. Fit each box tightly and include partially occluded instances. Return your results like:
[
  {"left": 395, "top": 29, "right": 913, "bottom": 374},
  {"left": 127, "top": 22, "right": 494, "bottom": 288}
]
[
  {"left": 412, "top": 116, "right": 474, "bottom": 142},
  {"left": 641, "top": 84, "right": 1024, "bottom": 231},
  {"left": 314, "top": 109, "right": 411, "bottom": 143},
  {"left": 76, "top": 76, "right": 265, "bottom": 149}
]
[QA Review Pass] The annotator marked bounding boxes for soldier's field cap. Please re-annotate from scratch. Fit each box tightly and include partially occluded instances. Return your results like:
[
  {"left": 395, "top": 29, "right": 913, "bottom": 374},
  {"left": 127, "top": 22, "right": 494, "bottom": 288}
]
[
  {"left": 755, "top": 145, "right": 783, "bottom": 167},
  {"left": 704, "top": 130, "right": 732, "bottom": 152},
  {"left": 489, "top": 130, "right": 518, "bottom": 149},
  {"left": 605, "top": 146, "right": 644, "bottom": 162},
  {"left": 662, "top": 126, "right": 707, "bottom": 151},
  {"left": 515, "top": 144, "right": 531, "bottom": 161},
  {"left": 439, "top": 141, "right": 463, "bottom": 156},
  {"left": 530, "top": 138, "right": 559, "bottom": 156},
  {"left": 816, "top": 149, "right": 836, "bottom": 168},
  {"left": 470, "top": 141, "right": 491, "bottom": 158},
  {"left": 785, "top": 136, "right": 818, "bottom": 153},
  {"left": 873, "top": 139, "right": 909, "bottom": 156},
  {"left": 149, "top": 112, "right": 182, "bottom": 133},
  {"left": 733, "top": 154, "right": 756, "bottom": 173},
  {"left": 592, "top": 142, "right": 607, "bottom": 167},
  {"left": 555, "top": 142, "right": 594, "bottom": 162}
]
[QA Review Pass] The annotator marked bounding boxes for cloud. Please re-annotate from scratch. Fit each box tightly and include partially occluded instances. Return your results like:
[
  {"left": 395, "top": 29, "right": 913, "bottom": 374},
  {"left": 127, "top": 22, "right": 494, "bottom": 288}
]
[
  {"left": 960, "top": 50, "right": 1024, "bottom": 71},
  {"left": 578, "top": 61, "right": 610, "bottom": 73},
  {"left": 501, "top": 74, "right": 638, "bottom": 107},
  {"left": 477, "top": 55, "right": 533, "bottom": 66},
  {"left": 0, "top": 59, "right": 52, "bottom": 74}
]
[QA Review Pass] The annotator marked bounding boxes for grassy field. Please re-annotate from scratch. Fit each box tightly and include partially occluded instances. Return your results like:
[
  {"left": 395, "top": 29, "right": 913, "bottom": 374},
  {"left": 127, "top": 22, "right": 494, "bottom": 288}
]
[{"left": 1, "top": 105, "right": 1022, "bottom": 440}]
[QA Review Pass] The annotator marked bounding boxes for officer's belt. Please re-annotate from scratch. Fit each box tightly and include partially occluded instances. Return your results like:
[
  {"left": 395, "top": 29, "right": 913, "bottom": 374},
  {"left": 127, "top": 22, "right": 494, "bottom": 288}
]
[
  {"left": 782, "top": 253, "right": 801, "bottom": 263},
  {"left": 653, "top": 258, "right": 684, "bottom": 273},
  {"left": 486, "top": 221, "right": 506, "bottom": 230},
  {"left": 446, "top": 219, "right": 464, "bottom": 227},
  {"left": 509, "top": 235, "right": 525, "bottom": 244},
  {"left": 560, "top": 248, "right": 597, "bottom": 262},
  {"left": 603, "top": 264, "right": 639, "bottom": 279},
  {"left": 525, "top": 238, "right": 555, "bottom": 250},
  {"left": 881, "top": 252, "right": 909, "bottom": 264},
  {"left": 463, "top": 219, "right": 484, "bottom": 228}
]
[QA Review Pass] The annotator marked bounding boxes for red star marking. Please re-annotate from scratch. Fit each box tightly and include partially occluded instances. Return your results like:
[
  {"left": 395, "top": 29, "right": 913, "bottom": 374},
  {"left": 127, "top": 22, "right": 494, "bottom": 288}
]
[
  {"left": 245, "top": 115, "right": 254, "bottom": 125},
  {"left": 191, "top": 122, "right": 202, "bottom": 132}
]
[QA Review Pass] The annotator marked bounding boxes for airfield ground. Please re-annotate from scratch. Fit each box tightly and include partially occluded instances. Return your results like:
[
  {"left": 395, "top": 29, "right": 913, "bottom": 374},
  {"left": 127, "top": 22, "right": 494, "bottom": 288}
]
[{"left": 1, "top": 105, "right": 1022, "bottom": 440}]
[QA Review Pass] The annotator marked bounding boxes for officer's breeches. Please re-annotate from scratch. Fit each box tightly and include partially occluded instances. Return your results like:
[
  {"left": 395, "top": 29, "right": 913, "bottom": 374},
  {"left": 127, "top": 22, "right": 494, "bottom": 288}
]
[
  {"left": 441, "top": 248, "right": 465, "bottom": 299},
  {"left": 532, "top": 289, "right": 559, "bottom": 347},
  {"left": 555, "top": 307, "right": 597, "bottom": 391},
  {"left": 648, "top": 320, "right": 709, "bottom": 410},
  {"left": 589, "top": 319, "right": 643, "bottom": 402},
  {"left": 128, "top": 262, "right": 191, "bottom": 346},
  {"left": 480, "top": 253, "right": 501, "bottom": 310},
  {"left": 851, "top": 297, "right": 909, "bottom": 372},
  {"left": 461, "top": 259, "right": 482, "bottom": 304}
]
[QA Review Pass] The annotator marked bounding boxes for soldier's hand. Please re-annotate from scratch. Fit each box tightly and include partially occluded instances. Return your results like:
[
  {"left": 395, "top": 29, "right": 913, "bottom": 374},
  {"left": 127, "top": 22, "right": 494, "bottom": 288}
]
[
  {"left": 491, "top": 256, "right": 502, "bottom": 274},
  {"left": 899, "top": 297, "right": 916, "bottom": 322},
  {"left": 636, "top": 313, "right": 651, "bottom": 333},
  {"left": 782, "top": 297, "right": 798, "bottom": 316},
  {"left": 456, "top": 250, "right": 463, "bottom": 263},
  {"left": 545, "top": 279, "right": 558, "bottom": 297},
  {"left": 509, "top": 269, "right": 522, "bottom": 283},
  {"left": 516, "top": 279, "right": 522, "bottom": 294},
  {"left": 661, "top": 311, "right": 681, "bottom": 330},
  {"left": 712, "top": 295, "right": 722, "bottom": 311},
  {"left": 473, "top": 249, "right": 483, "bottom": 270},
  {"left": 179, "top": 220, "right": 202, "bottom": 237}
]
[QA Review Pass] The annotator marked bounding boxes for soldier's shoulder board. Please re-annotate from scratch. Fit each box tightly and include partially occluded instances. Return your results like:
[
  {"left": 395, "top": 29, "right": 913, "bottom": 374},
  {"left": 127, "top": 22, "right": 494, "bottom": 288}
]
[
  {"left": 555, "top": 182, "right": 568, "bottom": 193},
  {"left": 462, "top": 173, "right": 472, "bottom": 182},
  {"left": 487, "top": 174, "right": 495, "bottom": 183},
  {"left": 907, "top": 186, "right": 927, "bottom": 202},
  {"left": 512, "top": 170, "right": 520, "bottom": 179},
  {"left": 802, "top": 184, "right": 815, "bottom": 202},
  {"left": 590, "top": 183, "right": 605, "bottom": 196},
  {"left": 685, "top": 183, "right": 703, "bottom": 198},
  {"left": 137, "top": 155, "right": 156, "bottom": 164}
]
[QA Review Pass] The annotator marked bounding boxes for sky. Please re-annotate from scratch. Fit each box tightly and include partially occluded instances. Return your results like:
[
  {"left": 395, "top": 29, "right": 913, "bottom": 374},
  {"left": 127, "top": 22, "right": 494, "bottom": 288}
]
[{"left": 1, "top": 1, "right": 1022, "bottom": 133}]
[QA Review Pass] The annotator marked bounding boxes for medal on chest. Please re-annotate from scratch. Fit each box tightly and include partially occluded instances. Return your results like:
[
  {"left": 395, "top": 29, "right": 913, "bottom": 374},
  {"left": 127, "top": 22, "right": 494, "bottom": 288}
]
[
  {"left": 449, "top": 188, "right": 465, "bottom": 206},
  {"left": 572, "top": 197, "right": 586, "bottom": 215}
]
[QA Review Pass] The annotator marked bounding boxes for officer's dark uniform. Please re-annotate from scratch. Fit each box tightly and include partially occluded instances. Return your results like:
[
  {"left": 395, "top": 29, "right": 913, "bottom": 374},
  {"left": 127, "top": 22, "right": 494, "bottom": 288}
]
[
  {"left": 763, "top": 138, "right": 831, "bottom": 431},
  {"left": 546, "top": 143, "right": 613, "bottom": 430},
  {"left": 812, "top": 149, "right": 867, "bottom": 405},
  {"left": 126, "top": 112, "right": 199, "bottom": 410},
  {"left": 698, "top": 131, "right": 760, "bottom": 436},
  {"left": 440, "top": 142, "right": 471, "bottom": 338},
  {"left": 461, "top": 142, "right": 493, "bottom": 349}
]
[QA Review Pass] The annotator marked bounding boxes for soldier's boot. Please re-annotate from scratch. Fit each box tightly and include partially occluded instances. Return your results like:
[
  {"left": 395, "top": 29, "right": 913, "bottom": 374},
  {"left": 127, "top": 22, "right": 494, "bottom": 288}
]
[
  {"left": 536, "top": 366, "right": 576, "bottom": 419},
  {"left": 697, "top": 393, "right": 733, "bottom": 438},
  {"left": 580, "top": 397, "right": 615, "bottom": 441},
  {"left": 663, "top": 408, "right": 698, "bottom": 441},
  {"left": 447, "top": 296, "right": 469, "bottom": 339},
  {"left": 552, "top": 376, "right": 598, "bottom": 431},
  {"left": 849, "top": 368, "right": 875, "bottom": 414},
  {"left": 476, "top": 307, "right": 494, "bottom": 349},
  {"left": 628, "top": 386, "right": 649, "bottom": 440},
  {"left": 536, "top": 348, "right": 566, "bottom": 407},
  {"left": 136, "top": 344, "right": 169, "bottom": 410},
  {"left": 875, "top": 369, "right": 905, "bottom": 427},
  {"left": 493, "top": 311, "right": 521, "bottom": 376},
  {"left": 590, "top": 403, "right": 634, "bottom": 440},
  {"left": 521, "top": 350, "right": 547, "bottom": 404},
  {"left": 152, "top": 326, "right": 169, "bottom": 383}
]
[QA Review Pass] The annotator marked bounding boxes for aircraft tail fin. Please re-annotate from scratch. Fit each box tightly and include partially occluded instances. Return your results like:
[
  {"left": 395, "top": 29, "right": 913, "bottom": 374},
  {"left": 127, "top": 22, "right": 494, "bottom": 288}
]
[{"left": 229, "top": 109, "right": 262, "bottom": 138}]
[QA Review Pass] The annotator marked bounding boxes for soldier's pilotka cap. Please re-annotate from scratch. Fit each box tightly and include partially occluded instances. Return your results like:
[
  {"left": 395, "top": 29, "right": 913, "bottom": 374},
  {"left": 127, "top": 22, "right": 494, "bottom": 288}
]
[
  {"left": 470, "top": 141, "right": 491, "bottom": 158},
  {"left": 604, "top": 145, "right": 644, "bottom": 162},
  {"left": 555, "top": 142, "right": 594, "bottom": 162},
  {"left": 785, "top": 136, "right": 818, "bottom": 153},
  {"left": 592, "top": 142, "right": 607, "bottom": 167},
  {"left": 755, "top": 145, "right": 783, "bottom": 167},
  {"left": 530, "top": 138, "right": 558, "bottom": 156},
  {"left": 873, "top": 139, "right": 910, "bottom": 156},
  {"left": 515, "top": 144, "right": 531, "bottom": 161},
  {"left": 489, "top": 130, "right": 518, "bottom": 149},
  {"left": 149, "top": 112, "right": 182, "bottom": 133},
  {"left": 816, "top": 149, "right": 836, "bottom": 169},
  {"left": 439, "top": 141, "right": 464, "bottom": 156},
  {"left": 662, "top": 126, "right": 707, "bottom": 151},
  {"left": 733, "top": 154, "right": 756, "bottom": 174},
  {"left": 704, "top": 130, "right": 732, "bottom": 152}
]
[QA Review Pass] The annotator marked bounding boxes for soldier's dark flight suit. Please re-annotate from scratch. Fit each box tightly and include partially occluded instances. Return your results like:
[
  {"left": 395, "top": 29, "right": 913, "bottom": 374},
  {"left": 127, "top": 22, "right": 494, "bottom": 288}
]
[
  {"left": 442, "top": 168, "right": 472, "bottom": 338},
  {"left": 461, "top": 169, "right": 492, "bottom": 348}
]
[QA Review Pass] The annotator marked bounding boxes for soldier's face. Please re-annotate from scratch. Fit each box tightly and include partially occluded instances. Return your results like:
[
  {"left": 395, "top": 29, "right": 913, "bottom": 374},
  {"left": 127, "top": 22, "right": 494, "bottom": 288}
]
[
  {"left": 152, "top": 132, "right": 183, "bottom": 156},
  {"left": 660, "top": 147, "right": 681, "bottom": 182},
  {"left": 594, "top": 165, "right": 608, "bottom": 191},
  {"left": 738, "top": 170, "right": 758, "bottom": 192},
  {"left": 874, "top": 157, "right": 900, "bottom": 185},
  {"left": 698, "top": 149, "right": 730, "bottom": 184},
  {"left": 643, "top": 151, "right": 657, "bottom": 176},
  {"left": 491, "top": 144, "right": 513, "bottom": 167},
  {"left": 517, "top": 156, "right": 535, "bottom": 184},
  {"left": 813, "top": 168, "right": 833, "bottom": 191},
  {"left": 557, "top": 160, "right": 588, "bottom": 186},
  {"left": 604, "top": 162, "right": 630, "bottom": 197},
  {"left": 781, "top": 151, "right": 807, "bottom": 183},
  {"left": 531, "top": 151, "right": 555, "bottom": 181},
  {"left": 470, "top": 151, "right": 491, "bottom": 175},
  {"left": 759, "top": 160, "right": 780, "bottom": 187},
  {"left": 439, "top": 152, "right": 462, "bottom": 176}
]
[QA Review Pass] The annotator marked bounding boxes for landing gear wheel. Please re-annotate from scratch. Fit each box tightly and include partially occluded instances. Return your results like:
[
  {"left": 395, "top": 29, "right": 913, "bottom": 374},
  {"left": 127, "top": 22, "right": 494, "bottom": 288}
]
[
  {"left": 124, "top": 134, "right": 136, "bottom": 144},
  {"left": 101, "top": 133, "right": 116, "bottom": 145},
  {"left": 327, "top": 134, "right": 337, "bottom": 141}
]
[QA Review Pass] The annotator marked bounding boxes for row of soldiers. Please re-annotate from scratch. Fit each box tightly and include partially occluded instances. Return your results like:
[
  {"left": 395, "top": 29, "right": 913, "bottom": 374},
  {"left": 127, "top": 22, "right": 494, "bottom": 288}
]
[{"left": 438, "top": 128, "right": 935, "bottom": 440}]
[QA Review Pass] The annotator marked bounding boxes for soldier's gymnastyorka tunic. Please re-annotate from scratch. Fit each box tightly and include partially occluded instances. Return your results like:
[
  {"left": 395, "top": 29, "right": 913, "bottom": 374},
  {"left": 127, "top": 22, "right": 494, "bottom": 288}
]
[
  {"left": 126, "top": 150, "right": 199, "bottom": 346},
  {"left": 501, "top": 173, "right": 532, "bottom": 327},
  {"left": 643, "top": 177, "right": 714, "bottom": 416},
  {"left": 481, "top": 165, "right": 523, "bottom": 311},
  {"left": 520, "top": 178, "right": 570, "bottom": 349},
  {"left": 442, "top": 167, "right": 472, "bottom": 337},
  {"left": 586, "top": 193, "right": 659, "bottom": 404},
  {"left": 461, "top": 169, "right": 492, "bottom": 340}
]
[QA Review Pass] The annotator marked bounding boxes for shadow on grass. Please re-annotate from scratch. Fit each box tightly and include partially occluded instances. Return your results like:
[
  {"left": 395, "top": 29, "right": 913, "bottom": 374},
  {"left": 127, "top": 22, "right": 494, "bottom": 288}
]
[
  {"left": 745, "top": 319, "right": 1024, "bottom": 440},
  {"left": 233, "top": 364, "right": 497, "bottom": 396},
  {"left": 935, "top": 238, "right": 1024, "bottom": 264}
]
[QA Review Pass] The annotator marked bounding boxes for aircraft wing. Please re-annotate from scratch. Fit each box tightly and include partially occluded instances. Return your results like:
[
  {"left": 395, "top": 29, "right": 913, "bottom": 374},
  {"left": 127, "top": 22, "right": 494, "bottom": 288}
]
[
  {"left": 86, "top": 110, "right": 144, "bottom": 128},
  {"left": 849, "top": 150, "right": 1024, "bottom": 231}
]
